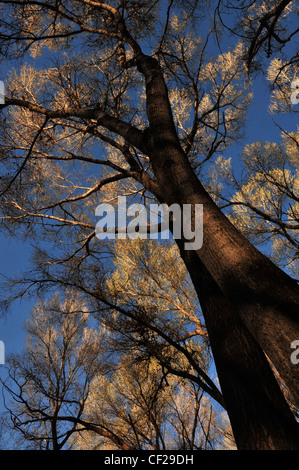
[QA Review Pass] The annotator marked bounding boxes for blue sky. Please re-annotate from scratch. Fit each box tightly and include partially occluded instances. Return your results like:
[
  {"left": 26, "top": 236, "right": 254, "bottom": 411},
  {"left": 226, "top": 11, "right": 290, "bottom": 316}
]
[{"left": 0, "top": 236, "right": 34, "bottom": 378}]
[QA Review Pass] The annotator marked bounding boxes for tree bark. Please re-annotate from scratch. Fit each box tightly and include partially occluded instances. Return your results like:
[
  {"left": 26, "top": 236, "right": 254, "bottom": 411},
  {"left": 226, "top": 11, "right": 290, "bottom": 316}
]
[
  {"left": 136, "top": 53, "right": 299, "bottom": 409},
  {"left": 179, "top": 246, "right": 299, "bottom": 450}
]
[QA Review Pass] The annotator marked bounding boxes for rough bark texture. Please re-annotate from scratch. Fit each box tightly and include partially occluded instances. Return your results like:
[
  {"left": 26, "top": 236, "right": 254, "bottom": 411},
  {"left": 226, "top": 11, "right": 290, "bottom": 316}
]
[
  {"left": 136, "top": 54, "right": 299, "bottom": 410},
  {"left": 180, "top": 247, "right": 299, "bottom": 450}
]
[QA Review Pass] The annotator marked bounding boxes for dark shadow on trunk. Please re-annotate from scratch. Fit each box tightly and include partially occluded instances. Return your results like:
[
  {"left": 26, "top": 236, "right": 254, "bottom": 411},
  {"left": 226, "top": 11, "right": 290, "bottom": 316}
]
[{"left": 178, "top": 243, "right": 299, "bottom": 450}]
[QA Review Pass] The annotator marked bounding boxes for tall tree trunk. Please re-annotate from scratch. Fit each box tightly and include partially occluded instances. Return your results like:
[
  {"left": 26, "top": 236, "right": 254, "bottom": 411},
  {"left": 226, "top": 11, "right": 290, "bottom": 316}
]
[
  {"left": 179, "top": 246, "right": 299, "bottom": 450},
  {"left": 137, "top": 54, "right": 299, "bottom": 408}
]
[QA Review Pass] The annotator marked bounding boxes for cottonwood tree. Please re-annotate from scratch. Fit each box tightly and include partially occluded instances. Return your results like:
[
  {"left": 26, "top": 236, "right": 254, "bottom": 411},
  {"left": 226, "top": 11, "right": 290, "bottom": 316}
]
[
  {"left": 214, "top": 0, "right": 298, "bottom": 70},
  {"left": 72, "top": 356, "right": 235, "bottom": 450},
  {"left": 0, "top": 0, "right": 298, "bottom": 449},
  {"left": 207, "top": 55, "right": 299, "bottom": 275},
  {"left": 210, "top": 139, "right": 298, "bottom": 275},
  {"left": 1, "top": 290, "right": 234, "bottom": 450},
  {"left": 95, "top": 239, "right": 226, "bottom": 405},
  {"left": 0, "top": 293, "right": 122, "bottom": 450},
  {"left": 106, "top": 239, "right": 208, "bottom": 342},
  {"left": 55, "top": 237, "right": 225, "bottom": 412}
]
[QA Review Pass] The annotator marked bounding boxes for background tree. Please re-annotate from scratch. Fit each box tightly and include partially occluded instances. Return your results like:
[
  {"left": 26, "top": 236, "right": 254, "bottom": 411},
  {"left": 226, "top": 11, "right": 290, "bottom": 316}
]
[
  {"left": 0, "top": 292, "right": 123, "bottom": 450},
  {"left": 1, "top": 290, "right": 235, "bottom": 450},
  {"left": 96, "top": 238, "right": 225, "bottom": 405},
  {"left": 206, "top": 53, "right": 298, "bottom": 275},
  {"left": 72, "top": 356, "right": 235, "bottom": 450},
  {"left": 214, "top": 0, "right": 298, "bottom": 70},
  {"left": 209, "top": 138, "right": 298, "bottom": 275}
]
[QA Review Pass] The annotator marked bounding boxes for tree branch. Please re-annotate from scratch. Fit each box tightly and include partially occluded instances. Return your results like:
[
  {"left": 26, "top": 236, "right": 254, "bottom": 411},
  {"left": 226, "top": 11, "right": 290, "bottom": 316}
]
[{"left": 1, "top": 97, "right": 148, "bottom": 154}]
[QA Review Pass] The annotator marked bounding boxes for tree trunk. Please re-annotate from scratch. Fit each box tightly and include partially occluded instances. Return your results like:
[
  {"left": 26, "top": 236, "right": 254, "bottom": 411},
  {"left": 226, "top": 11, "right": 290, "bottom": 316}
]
[
  {"left": 179, "top": 246, "right": 299, "bottom": 450},
  {"left": 137, "top": 54, "right": 299, "bottom": 409}
]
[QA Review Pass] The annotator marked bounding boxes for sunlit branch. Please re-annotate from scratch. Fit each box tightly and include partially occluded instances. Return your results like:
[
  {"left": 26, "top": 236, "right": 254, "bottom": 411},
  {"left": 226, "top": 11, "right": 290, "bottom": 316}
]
[{"left": 1, "top": 97, "right": 147, "bottom": 154}]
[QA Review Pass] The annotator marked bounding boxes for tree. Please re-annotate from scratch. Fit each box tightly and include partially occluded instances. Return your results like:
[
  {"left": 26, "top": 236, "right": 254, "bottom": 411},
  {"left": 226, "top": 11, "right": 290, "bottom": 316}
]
[
  {"left": 207, "top": 53, "right": 298, "bottom": 274},
  {"left": 2, "top": 290, "right": 234, "bottom": 450},
  {"left": 210, "top": 139, "right": 298, "bottom": 274},
  {"left": 0, "top": 0, "right": 298, "bottom": 449},
  {"left": 0, "top": 292, "right": 127, "bottom": 450},
  {"left": 214, "top": 0, "right": 298, "bottom": 70},
  {"left": 106, "top": 239, "right": 208, "bottom": 342},
  {"left": 72, "top": 356, "right": 235, "bottom": 450},
  {"left": 96, "top": 239, "right": 225, "bottom": 407}
]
